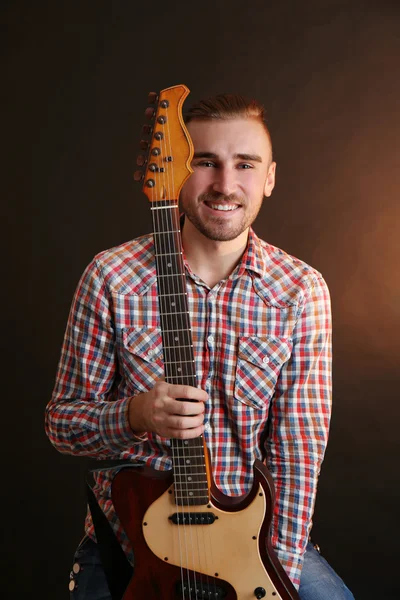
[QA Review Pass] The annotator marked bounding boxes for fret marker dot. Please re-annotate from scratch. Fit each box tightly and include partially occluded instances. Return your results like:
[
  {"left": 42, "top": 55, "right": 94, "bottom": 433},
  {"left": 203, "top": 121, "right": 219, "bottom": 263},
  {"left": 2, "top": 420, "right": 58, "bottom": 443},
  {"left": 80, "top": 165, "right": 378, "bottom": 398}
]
[
  {"left": 171, "top": 302, "right": 175, "bottom": 306},
  {"left": 188, "top": 476, "right": 192, "bottom": 481},
  {"left": 184, "top": 440, "right": 188, "bottom": 445},
  {"left": 175, "top": 337, "right": 179, "bottom": 341},
  {"left": 167, "top": 263, "right": 172, "bottom": 267},
  {"left": 186, "top": 459, "right": 191, "bottom": 464},
  {"left": 177, "top": 367, "right": 181, "bottom": 372},
  {"left": 189, "top": 491, "right": 193, "bottom": 496}
]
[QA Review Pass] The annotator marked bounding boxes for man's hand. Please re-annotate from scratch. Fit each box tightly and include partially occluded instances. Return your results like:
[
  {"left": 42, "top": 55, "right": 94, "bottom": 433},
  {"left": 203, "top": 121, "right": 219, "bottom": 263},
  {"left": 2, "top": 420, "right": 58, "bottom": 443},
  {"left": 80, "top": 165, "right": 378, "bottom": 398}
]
[{"left": 128, "top": 380, "right": 208, "bottom": 439}]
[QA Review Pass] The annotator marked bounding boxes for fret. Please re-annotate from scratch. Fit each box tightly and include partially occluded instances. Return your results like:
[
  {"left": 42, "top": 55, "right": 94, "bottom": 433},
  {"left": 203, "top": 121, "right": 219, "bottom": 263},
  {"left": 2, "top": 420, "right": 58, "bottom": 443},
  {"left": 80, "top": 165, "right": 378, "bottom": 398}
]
[
  {"left": 172, "top": 460, "right": 206, "bottom": 465},
  {"left": 159, "top": 292, "right": 187, "bottom": 297},
  {"left": 173, "top": 455, "right": 208, "bottom": 460},
  {"left": 164, "top": 354, "right": 195, "bottom": 368},
  {"left": 172, "top": 441, "right": 205, "bottom": 450},
  {"left": 160, "top": 310, "right": 189, "bottom": 319},
  {"left": 174, "top": 488, "right": 209, "bottom": 493},
  {"left": 173, "top": 450, "right": 204, "bottom": 452},
  {"left": 175, "top": 495, "right": 209, "bottom": 500},
  {"left": 164, "top": 360, "right": 195, "bottom": 365},
  {"left": 160, "top": 311, "right": 190, "bottom": 316},
  {"left": 174, "top": 482, "right": 207, "bottom": 488},
  {"left": 155, "top": 252, "right": 182, "bottom": 257},
  {"left": 173, "top": 471, "right": 207, "bottom": 477},
  {"left": 153, "top": 230, "right": 180, "bottom": 235},
  {"left": 173, "top": 473, "right": 207, "bottom": 479},
  {"left": 156, "top": 273, "right": 185, "bottom": 278},
  {"left": 160, "top": 315, "right": 190, "bottom": 326},
  {"left": 165, "top": 363, "right": 196, "bottom": 378},
  {"left": 164, "top": 344, "right": 193, "bottom": 350},
  {"left": 172, "top": 447, "right": 204, "bottom": 453},
  {"left": 157, "top": 282, "right": 187, "bottom": 297},
  {"left": 162, "top": 328, "right": 191, "bottom": 333},
  {"left": 150, "top": 204, "right": 178, "bottom": 210},
  {"left": 175, "top": 496, "right": 209, "bottom": 506},
  {"left": 165, "top": 374, "right": 196, "bottom": 380}
]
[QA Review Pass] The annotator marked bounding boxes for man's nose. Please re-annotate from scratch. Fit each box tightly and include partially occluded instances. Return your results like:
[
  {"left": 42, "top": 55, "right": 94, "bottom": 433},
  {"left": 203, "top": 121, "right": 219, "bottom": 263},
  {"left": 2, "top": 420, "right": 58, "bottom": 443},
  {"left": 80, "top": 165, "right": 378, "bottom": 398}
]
[{"left": 212, "top": 167, "right": 237, "bottom": 196}]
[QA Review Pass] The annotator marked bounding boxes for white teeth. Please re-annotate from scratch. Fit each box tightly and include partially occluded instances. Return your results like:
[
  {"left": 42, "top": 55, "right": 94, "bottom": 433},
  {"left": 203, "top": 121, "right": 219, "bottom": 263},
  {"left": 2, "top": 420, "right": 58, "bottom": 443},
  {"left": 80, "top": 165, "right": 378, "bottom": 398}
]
[{"left": 208, "top": 203, "right": 238, "bottom": 211}]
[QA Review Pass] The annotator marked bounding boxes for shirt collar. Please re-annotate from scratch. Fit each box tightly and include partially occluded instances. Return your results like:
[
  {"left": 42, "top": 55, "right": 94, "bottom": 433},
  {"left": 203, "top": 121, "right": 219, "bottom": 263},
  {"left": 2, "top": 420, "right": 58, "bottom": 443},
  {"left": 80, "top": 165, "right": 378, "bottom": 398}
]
[
  {"left": 181, "top": 222, "right": 265, "bottom": 286},
  {"left": 234, "top": 227, "right": 265, "bottom": 279}
]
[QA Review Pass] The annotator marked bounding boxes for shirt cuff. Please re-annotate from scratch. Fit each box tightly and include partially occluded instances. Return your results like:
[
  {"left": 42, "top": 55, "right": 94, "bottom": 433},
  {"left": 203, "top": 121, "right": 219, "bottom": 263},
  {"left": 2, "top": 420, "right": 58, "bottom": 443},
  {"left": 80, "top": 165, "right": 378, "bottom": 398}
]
[
  {"left": 275, "top": 548, "right": 303, "bottom": 590},
  {"left": 99, "top": 397, "right": 148, "bottom": 450}
]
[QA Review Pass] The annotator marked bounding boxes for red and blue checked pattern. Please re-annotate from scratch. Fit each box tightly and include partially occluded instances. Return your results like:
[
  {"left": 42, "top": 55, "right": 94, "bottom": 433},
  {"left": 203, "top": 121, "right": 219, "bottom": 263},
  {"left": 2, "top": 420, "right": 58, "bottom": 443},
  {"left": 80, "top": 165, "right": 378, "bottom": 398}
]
[{"left": 45, "top": 228, "right": 332, "bottom": 588}]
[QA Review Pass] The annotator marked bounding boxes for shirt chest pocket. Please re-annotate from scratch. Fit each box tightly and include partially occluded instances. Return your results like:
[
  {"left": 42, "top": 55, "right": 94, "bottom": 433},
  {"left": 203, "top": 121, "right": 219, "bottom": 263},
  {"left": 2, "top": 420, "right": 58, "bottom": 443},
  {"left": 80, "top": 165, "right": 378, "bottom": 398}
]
[
  {"left": 234, "top": 335, "right": 292, "bottom": 409},
  {"left": 121, "top": 327, "right": 164, "bottom": 393}
]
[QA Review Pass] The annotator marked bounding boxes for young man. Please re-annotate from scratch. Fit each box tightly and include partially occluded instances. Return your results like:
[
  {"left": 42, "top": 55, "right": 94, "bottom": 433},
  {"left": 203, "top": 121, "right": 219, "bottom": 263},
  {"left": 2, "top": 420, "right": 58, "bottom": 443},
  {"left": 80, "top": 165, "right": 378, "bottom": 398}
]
[{"left": 45, "top": 93, "right": 354, "bottom": 599}]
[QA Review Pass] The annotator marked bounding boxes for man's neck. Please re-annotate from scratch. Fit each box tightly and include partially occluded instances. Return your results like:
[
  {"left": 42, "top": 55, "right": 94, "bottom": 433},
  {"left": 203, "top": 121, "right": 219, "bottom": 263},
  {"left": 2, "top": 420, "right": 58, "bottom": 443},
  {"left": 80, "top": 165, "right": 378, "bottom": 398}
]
[{"left": 181, "top": 218, "right": 249, "bottom": 288}]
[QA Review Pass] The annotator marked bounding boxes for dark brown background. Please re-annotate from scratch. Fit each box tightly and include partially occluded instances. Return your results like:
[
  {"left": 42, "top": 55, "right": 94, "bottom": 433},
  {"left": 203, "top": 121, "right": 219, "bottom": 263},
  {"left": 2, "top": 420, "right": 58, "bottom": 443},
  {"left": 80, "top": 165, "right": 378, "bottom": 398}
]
[{"left": 3, "top": 1, "right": 399, "bottom": 598}]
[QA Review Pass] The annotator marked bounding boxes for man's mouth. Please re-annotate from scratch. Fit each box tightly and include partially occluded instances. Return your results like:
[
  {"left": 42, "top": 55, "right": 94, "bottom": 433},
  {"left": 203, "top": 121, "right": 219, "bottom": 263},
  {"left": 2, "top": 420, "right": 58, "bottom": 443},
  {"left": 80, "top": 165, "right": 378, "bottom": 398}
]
[{"left": 205, "top": 202, "right": 240, "bottom": 212}]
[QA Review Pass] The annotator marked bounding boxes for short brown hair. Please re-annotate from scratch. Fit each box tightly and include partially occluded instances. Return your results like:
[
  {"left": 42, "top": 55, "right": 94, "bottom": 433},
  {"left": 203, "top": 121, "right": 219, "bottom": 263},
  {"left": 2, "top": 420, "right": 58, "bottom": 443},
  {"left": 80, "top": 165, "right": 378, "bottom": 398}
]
[{"left": 184, "top": 93, "right": 272, "bottom": 150}]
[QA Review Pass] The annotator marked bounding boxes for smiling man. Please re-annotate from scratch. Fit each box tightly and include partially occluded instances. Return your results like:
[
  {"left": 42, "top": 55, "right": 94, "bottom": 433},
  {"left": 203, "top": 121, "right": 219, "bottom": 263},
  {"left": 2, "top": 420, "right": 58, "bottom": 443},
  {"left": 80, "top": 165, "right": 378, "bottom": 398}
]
[
  {"left": 179, "top": 115, "right": 276, "bottom": 288},
  {"left": 46, "top": 93, "right": 354, "bottom": 600}
]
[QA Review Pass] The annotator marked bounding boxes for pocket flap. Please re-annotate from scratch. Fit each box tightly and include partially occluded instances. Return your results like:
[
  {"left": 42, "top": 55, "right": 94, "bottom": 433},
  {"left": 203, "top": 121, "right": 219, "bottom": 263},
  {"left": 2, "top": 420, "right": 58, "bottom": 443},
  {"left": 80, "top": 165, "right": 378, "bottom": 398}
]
[
  {"left": 238, "top": 336, "right": 292, "bottom": 369},
  {"left": 122, "top": 327, "right": 163, "bottom": 363}
]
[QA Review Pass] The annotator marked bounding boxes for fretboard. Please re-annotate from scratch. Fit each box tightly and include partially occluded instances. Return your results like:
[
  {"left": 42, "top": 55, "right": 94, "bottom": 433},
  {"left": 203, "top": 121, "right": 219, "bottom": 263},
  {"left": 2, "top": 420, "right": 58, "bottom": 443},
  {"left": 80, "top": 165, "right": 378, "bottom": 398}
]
[{"left": 151, "top": 200, "right": 209, "bottom": 506}]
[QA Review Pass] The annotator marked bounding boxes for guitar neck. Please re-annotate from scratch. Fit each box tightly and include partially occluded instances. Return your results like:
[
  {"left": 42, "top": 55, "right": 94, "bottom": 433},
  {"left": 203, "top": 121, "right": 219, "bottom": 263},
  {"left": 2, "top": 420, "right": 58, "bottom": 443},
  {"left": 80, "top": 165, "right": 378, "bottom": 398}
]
[
  {"left": 152, "top": 200, "right": 196, "bottom": 388},
  {"left": 151, "top": 200, "right": 209, "bottom": 506}
]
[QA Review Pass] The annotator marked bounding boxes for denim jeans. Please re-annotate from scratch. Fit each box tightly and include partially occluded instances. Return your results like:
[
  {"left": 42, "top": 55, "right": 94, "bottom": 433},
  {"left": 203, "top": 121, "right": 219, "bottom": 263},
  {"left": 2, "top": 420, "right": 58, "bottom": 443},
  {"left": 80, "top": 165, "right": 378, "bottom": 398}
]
[{"left": 69, "top": 537, "right": 354, "bottom": 600}]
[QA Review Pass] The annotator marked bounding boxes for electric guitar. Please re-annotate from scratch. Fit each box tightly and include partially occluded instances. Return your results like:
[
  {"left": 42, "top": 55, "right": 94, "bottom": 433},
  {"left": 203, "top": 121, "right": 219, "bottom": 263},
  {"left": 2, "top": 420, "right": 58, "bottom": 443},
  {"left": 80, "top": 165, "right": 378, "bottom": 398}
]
[{"left": 111, "top": 84, "right": 300, "bottom": 600}]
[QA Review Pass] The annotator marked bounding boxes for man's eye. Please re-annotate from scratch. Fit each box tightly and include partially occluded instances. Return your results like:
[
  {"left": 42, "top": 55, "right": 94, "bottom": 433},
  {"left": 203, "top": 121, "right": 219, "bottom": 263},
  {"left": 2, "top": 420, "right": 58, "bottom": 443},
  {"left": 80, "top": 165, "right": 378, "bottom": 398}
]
[
  {"left": 238, "top": 163, "right": 253, "bottom": 169},
  {"left": 199, "top": 161, "right": 215, "bottom": 167}
]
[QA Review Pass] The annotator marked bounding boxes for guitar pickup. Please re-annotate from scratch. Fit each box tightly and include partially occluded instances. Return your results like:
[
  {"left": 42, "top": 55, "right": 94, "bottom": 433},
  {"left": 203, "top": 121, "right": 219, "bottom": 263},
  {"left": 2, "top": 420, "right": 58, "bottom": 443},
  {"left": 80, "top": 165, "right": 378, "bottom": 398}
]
[
  {"left": 176, "top": 581, "right": 227, "bottom": 599},
  {"left": 169, "top": 512, "right": 217, "bottom": 525}
]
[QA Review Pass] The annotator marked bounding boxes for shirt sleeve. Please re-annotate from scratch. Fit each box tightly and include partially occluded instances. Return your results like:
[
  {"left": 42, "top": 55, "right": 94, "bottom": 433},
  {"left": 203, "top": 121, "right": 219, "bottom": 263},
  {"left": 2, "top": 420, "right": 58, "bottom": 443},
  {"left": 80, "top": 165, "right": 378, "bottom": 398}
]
[
  {"left": 265, "top": 272, "right": 332, "bottom": 588},
  {"left": 45, "top": 258, "right": 148, "bottom": 457}
]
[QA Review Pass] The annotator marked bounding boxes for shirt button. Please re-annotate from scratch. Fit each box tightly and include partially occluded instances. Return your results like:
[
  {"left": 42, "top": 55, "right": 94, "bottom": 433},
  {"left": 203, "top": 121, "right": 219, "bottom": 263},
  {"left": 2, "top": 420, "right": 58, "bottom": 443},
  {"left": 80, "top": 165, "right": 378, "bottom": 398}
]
[
  {"left": 207, "top": 335, "right": 214, "bottom": 344},
  {"left": 204, "top": 422, "right": 211, "bottom": 432},
  {"left": 262, "top": 356, "right": 270, "bottom": 364},
  {"left": 72, "top": 563, "right": 80, "bottom": 574}
]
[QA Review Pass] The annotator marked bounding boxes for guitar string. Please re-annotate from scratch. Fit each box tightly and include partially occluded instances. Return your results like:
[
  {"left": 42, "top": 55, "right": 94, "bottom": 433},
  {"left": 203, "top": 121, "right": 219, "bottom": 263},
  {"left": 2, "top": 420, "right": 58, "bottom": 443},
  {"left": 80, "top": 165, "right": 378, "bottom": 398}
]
[
  {"left": 162, "top": 105, "right": 197, "bottom": 599},
  {"left": 169, "top": 107, "right": 217, "bottom": 596},
  {"left": 166, "top": 100, "right": 217, "bottom": 598},
  {"left": 164, "top": 100, "right": 210, "bottom": 599},
  {"left": 151, "top": 96, "right": 219, "bottom": 599},
  {"left": 150, "top": 118, "right": 189, "bottom": 597},
  {"left": 157, "top": 104, "right": 193, "bottom": 599}
]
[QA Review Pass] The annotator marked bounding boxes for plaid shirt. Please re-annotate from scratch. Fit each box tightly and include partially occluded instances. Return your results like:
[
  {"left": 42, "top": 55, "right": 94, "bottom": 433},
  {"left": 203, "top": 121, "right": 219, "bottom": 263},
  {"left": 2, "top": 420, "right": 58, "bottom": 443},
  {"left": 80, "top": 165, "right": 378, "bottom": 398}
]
[{"left": 45, "top": 227, "right": 332, "bottom": 588}]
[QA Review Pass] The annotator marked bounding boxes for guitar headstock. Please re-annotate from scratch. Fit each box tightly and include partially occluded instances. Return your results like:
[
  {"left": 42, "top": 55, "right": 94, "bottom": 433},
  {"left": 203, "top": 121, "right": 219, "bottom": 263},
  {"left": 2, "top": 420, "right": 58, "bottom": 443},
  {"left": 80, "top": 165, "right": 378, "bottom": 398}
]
[{"left": 134, "top": 84, "right": 193, "bottom": 203}]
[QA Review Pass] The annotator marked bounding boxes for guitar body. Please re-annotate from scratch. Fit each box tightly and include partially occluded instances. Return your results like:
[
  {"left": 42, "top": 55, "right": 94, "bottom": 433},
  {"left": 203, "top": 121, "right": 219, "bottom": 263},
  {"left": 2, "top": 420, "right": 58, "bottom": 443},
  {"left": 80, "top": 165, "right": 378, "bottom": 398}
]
[{"left": 111, "top": 459, "right": 300, "bottom": 600}]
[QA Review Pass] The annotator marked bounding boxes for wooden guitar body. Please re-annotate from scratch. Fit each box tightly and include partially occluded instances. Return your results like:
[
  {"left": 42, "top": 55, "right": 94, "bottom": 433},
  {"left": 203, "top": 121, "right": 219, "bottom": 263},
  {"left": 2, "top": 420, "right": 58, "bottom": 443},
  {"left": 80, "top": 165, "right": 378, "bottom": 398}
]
[{"left": 111, "top": 460, "right": 300, "bottom": 600}]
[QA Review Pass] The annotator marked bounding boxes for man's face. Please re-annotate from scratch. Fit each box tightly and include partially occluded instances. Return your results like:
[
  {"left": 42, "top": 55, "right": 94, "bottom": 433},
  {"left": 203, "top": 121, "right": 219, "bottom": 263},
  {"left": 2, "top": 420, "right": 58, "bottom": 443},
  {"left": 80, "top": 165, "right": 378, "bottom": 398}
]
[{"left": 180, "top": 117, "right": 276, "bottom": 242}]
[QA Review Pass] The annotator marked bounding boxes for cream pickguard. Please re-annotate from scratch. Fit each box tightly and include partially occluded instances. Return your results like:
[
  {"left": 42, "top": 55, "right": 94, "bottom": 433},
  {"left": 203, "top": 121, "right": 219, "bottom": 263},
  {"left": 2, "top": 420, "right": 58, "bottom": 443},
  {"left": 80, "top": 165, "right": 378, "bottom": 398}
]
[{"left": 142, "top": 483, "right": 284, "bottom": 599}]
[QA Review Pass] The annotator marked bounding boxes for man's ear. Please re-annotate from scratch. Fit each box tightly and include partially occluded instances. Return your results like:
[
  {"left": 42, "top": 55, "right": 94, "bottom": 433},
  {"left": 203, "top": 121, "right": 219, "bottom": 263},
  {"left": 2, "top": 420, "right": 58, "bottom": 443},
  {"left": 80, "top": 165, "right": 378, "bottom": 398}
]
[{"left": 264, "top": 162, "right": 276, "bottom": 197}]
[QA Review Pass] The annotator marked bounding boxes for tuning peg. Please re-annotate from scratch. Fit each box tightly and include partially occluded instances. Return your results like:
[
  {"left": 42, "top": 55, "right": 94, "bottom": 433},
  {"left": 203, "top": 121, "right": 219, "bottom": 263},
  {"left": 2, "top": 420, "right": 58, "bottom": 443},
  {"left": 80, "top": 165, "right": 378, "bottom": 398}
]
[
  {"left": 139, "top": 140, "right": 148, "bottom": 150},
  {"left": 145, "top": 107, "right": 155, "bottom": 120},
  {"left": 133, "top": 170, "right": 143, "bottom": 182},
  {"left": 136, "top": 155, "right": 146, "bottom": 167},
  {"left": 148, "top": 92, "right": 158, "bottom": 104},
  {"left": 142, "top": 124, "right": 152, "bottom": 135}
]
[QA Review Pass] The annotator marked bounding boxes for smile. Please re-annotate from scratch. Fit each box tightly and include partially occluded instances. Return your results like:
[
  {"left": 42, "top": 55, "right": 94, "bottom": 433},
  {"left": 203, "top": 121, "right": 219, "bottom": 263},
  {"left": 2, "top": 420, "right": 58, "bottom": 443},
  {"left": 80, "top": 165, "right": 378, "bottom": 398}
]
[{"left": 207, "top": 203, "right": 240, "bottom": 212}]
